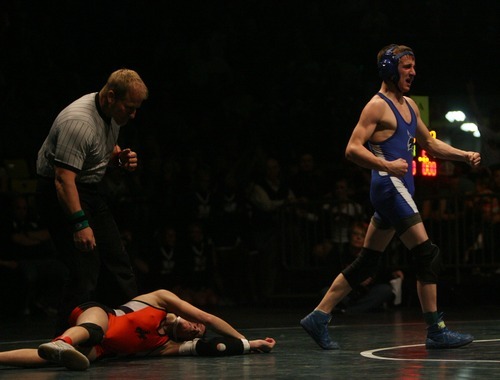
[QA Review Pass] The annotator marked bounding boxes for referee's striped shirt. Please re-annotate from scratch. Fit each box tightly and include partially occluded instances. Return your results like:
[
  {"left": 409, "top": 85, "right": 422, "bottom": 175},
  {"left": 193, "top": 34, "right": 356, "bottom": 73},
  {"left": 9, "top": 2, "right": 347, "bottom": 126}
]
[{"left": 37, "top": 93, "right": 120, "bottom": 184}]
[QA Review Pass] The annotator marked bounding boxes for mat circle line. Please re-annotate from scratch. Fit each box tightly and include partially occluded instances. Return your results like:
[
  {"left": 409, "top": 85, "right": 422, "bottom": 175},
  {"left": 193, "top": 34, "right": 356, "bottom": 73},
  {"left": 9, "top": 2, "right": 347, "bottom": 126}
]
[{"left": 361, "top": 339, "right": 500, "bottom": 363}]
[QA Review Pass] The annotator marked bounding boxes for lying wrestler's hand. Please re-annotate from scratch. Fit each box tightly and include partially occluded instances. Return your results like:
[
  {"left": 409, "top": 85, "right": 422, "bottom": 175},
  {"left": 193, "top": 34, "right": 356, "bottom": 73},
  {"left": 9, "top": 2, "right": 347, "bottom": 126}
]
[
  {"left": 249, "top": 337, "right": 276, "bottom": 353},
  {"left": 386, "top": 158, "right": 408, "bottom": 178}
]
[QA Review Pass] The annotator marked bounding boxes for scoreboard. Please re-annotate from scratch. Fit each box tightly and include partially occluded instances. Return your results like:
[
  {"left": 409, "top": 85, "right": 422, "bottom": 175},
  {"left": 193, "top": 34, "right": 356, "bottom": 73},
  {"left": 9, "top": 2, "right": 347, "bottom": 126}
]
[
  {"left": 411, "top": 95, "right": 438, "bottom": 177},
  {"left": 413, "top": 131, "right": 438, "bottom": 177}
]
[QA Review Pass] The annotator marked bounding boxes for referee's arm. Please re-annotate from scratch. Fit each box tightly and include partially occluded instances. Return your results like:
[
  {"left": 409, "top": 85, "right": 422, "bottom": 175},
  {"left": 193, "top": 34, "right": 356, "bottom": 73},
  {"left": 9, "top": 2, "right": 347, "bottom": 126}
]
[
  {"left": 54, "top": 166, "right": 96, "bottom": 252},
  {"left": 54, "top": 167, "right": 82, "bottom": 215}
]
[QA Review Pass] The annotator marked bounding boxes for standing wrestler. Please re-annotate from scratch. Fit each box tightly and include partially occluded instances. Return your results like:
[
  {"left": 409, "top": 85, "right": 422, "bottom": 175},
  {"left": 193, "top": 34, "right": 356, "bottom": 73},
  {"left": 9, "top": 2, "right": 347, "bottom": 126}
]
[
  {"left": 301, "top": 44, "right": 480, "bottom": 349},
  {"left": 36, "top": 69, "right": 148, "bottom": 334},
  {"left": 0, "top": 289, "right": 276, "bottom": 371}
]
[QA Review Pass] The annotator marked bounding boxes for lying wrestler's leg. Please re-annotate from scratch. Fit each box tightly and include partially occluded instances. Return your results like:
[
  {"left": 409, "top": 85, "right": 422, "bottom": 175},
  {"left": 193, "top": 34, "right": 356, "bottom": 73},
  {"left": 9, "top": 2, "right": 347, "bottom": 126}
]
[
  {"left": 0, "top": 348, "right": 47, "bottom": 368},
  {"left": 47, "top": 306, "right": 108, "bottom": 348},
  {"left": 0, "top": 306, "right": 108, "bottom": 369},
  {"left": 73, "top": 306, "right": 109, "bottom": 347},
  {"left": 37, "top": 305, "right": 109, "bottom": 370}
]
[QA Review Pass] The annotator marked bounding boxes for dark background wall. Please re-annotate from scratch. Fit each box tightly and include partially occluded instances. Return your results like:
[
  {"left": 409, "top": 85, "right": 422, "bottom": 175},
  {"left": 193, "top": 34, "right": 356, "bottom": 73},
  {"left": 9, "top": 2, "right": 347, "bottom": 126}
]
[{"left": 1, "top": 0, "right": 498, "bottom": 168}]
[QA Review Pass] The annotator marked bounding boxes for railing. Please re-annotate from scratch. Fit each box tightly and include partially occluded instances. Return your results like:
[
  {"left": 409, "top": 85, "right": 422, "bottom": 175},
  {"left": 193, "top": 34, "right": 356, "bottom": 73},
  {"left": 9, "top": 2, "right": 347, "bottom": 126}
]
[{"left": 277, "top": 194, "right": 500, "bottom": 285}]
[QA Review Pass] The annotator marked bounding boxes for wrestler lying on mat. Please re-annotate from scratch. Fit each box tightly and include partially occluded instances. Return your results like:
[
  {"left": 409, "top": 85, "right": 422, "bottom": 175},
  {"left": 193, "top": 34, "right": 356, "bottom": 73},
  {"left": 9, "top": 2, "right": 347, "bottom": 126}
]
[{"left": 0, "top": 289, "right": 276, "bottom": 371}]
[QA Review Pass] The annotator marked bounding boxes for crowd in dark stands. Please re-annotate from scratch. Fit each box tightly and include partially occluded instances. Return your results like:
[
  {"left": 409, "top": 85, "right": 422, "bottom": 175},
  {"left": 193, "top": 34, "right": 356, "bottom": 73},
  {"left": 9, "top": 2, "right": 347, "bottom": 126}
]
[
  {"left": 1, "top": 1, "right": 500, "bottom": 316},
  {"left": 2, "top": 151, "right": 500, "bottom": 317}
]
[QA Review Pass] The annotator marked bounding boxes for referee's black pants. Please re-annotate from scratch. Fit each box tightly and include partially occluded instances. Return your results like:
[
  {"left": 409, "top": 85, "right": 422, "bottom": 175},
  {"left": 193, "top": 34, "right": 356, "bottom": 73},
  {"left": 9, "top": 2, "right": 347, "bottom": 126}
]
[{"left": 36, "top": 177, "right": 138, "bottom": 335}]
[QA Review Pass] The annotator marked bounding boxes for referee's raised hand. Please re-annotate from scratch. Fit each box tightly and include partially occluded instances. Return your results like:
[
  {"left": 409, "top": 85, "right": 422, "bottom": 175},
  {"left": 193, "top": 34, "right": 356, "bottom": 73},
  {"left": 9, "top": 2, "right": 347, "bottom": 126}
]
[{"left": 118, "top": 148, "right": 138, "bottom": 171}]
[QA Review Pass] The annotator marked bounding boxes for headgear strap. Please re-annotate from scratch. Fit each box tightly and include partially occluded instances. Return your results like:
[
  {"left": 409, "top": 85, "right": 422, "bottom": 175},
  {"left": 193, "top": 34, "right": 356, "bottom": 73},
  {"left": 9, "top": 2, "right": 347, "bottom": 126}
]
[{"left": 172, "top": 316, "right": 181, "bottom": 341}]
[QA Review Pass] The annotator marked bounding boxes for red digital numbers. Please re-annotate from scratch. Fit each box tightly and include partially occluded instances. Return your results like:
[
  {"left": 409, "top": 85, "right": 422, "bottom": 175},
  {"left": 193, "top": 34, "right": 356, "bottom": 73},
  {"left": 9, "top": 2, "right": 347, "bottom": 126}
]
[{"left": 414, "top": 131, "right": 438, "bottom": 177}]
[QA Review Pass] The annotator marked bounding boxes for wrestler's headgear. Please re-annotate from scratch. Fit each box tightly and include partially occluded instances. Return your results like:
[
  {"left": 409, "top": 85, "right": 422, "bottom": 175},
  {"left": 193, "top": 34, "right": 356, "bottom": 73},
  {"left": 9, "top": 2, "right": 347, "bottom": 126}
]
[
  {"left": 378, "top": 44, "right": 414, "bottom": 83},
  {"left": 167, "top": 313, "right": 206, "bottom": 342}
]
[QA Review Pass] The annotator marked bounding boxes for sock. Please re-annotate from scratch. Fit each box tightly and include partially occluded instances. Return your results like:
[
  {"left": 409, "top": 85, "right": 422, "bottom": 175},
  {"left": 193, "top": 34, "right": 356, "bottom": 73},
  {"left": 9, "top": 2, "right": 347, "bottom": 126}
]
[
  {"left": 423, "top": 311, "right": 445, "bottom": 328},
  {"left": 53, "top": 336, "right": 73, "bottom": 345},
  {"left": 423, "top": 311, "right": 439, "bottom": 326}
]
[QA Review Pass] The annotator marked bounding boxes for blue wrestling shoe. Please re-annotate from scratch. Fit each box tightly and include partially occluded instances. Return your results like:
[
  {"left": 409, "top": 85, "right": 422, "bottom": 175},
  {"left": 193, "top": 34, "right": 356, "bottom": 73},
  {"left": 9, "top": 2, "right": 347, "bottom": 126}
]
[
  {"left": 425, "top": 319, "right": 474, "bottom": 349},
  {"left": 300, "top": 310, "right": 340, "bottom": 350}
]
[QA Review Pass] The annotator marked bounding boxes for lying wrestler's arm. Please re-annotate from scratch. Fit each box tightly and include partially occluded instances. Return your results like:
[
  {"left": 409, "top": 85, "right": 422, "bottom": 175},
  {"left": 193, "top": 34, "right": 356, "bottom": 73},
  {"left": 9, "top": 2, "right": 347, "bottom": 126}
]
[
  {"left": 135, "top": 290, "right": 245, "bottom": 339},
  {"left": 152, "top": 337, "right": 276, "bottom": 356}
]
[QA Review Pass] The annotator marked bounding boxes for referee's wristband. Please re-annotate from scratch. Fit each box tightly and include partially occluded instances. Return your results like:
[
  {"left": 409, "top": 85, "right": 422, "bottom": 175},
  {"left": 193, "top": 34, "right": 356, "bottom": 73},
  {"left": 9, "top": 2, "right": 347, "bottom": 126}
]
[{"left": 69, "top": 210, "right": 89, "bottom": 232}]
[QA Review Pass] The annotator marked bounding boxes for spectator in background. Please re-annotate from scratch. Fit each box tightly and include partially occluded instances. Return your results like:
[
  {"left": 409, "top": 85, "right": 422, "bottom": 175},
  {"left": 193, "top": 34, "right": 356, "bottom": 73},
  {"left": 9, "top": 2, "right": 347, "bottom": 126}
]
[
  {"left": 326, "top": 178, "right": 365, "bottom": 256},
  {"left": 464, "top": 173, "right": 500, "bottom": 267},
  {"left": 211, "top": 172, "right": 252, "bottom": 305},
  {"left": 178, "top": 222, "right": 220, "bottom": 307},
  {"left": 0, "top": 194, "right": 68, "bottom": 316},
  {"left": 322, "top": 220, "right": 404, "bottom": 314},
  {"left": 433, "top": 162, "right": 476, "bottom": 258},
  {"left": 289, "top": 152, "right": 326, "bottom": 201},
  {"left": 179, "top": 166, "right": 215, "bottom": 232},
  {"left": 490, "top": 165, "right": 500, "bottom": 193},
  {"left": 135, "top": 225, "right": 185, "bottom": 294},
  {"left": 467, "top": 81, "right": 500, "bottom": 170},
  {"left": 288, "top": 153, "right": 327, "bottom": 256},
  {"left": 471, "top": 175, "right": 500, "bottom": 225},
  {"left": 248, "top": 157, "right": 296, "bottom": 301}
]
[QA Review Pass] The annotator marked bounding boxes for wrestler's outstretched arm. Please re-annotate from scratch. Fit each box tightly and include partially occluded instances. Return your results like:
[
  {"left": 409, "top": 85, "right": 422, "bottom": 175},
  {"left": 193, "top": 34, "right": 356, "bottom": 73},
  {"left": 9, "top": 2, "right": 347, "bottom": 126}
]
[
  {"left": 136, "top": 289, "right": 245, "bottom": 339},
  {"left": 156, "top": 337, "right": 276, "bottom": 356},
  {"left": 249, "top": 337, "right": 276, "bottom": 353}
]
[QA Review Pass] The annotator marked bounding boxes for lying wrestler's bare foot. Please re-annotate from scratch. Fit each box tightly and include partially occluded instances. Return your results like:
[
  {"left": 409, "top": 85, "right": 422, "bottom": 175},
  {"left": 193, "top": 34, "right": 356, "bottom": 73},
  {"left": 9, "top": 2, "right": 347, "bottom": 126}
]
[{"left": 249, "top": 338, "right": 276, "bottom": 353}]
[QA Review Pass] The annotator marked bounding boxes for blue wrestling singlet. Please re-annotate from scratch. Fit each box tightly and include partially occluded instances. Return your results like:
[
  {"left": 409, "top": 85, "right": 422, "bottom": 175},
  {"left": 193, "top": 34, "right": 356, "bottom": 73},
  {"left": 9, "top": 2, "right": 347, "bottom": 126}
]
[{"left": 368, "top": 92, "right": 418, "bottom": 230}]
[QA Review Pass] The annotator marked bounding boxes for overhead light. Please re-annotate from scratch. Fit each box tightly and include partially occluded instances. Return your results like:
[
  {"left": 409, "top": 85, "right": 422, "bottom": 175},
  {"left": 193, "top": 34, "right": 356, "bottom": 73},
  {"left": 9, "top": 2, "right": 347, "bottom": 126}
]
[
  {"left": 460, "top": 122, "right": 481, "bottom": 138},
  {"left": 445, "top": 111, "right": 466, "bottom": 123},
  {"left": 460, "top": 123, "right": 477, "bottom": 132}
]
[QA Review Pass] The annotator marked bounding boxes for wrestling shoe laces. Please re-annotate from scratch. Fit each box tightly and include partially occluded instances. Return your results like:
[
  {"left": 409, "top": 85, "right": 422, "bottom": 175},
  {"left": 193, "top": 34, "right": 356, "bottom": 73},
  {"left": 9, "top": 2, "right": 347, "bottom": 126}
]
[
  {"left": 38, "top": 340, "right": 90, "bottom": 371},
  {"left": 300, "top": 310, "right": 340, "bottom": 350}
]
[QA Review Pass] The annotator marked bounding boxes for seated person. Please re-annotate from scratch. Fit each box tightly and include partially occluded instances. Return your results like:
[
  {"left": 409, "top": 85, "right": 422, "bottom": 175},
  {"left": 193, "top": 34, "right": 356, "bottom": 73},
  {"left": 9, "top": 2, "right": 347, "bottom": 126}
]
[
  {"left": 0, "top": 289, "right": 276, "bottom": 371},
  {"left": 0, "top": 194, "right": 67, "bottom": 315},
  {"left": 320, "top": 221, "right": 404, "bottom": 313}
]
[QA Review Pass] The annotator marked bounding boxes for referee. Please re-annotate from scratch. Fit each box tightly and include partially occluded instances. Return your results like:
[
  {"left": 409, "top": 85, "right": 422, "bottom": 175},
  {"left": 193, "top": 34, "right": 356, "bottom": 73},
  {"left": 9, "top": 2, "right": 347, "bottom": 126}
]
[{"left": 36, "top": 69, "right": 148, "bottom": 334}]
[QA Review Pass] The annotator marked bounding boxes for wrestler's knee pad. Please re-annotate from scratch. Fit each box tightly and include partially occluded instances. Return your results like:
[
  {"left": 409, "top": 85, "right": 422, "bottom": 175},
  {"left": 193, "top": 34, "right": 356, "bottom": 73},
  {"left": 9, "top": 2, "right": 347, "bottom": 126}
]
[
  {"left": 78, "top": 323, "right": 104, "bottom": 347},
  {"left": 411, "top": 239, "right": 442, "bottom": 284},
  {"left": 342, "top": 248, "right": 382, "bottom": 288}
]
